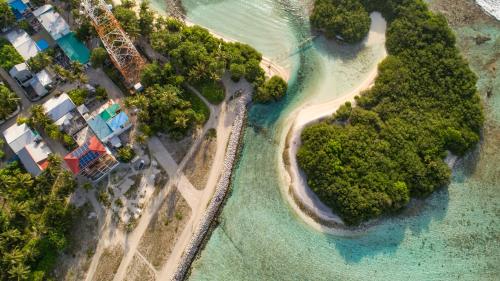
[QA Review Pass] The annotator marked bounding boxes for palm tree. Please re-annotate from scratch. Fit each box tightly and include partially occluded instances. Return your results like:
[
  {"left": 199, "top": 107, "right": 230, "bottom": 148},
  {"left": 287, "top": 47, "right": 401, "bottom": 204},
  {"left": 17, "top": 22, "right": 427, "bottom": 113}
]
[
  {"left": 0, "top": 85, "right": 19, "bottom": 120},
  {"left": 8, "top": 262, "right": 30, "bottom": 281}
]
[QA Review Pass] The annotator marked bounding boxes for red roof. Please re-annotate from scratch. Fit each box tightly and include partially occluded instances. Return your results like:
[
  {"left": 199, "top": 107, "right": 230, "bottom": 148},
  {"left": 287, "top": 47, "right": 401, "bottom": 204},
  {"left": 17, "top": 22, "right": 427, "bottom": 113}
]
[
  {"left": 64, "top": 154, "right": 79, "bottom": 174},
  {"left": 64, "top": 136, "right": 107, "bottom": 174},
  {"left": 88, "top": 135, "right": 106, "bottom": 153}
]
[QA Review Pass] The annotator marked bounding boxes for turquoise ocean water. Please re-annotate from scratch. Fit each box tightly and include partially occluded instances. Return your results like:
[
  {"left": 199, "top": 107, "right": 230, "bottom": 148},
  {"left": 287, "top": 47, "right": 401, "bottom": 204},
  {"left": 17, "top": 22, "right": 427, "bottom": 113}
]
[{"left": 150, "top": 0, "right": 499, "bottom": 280}]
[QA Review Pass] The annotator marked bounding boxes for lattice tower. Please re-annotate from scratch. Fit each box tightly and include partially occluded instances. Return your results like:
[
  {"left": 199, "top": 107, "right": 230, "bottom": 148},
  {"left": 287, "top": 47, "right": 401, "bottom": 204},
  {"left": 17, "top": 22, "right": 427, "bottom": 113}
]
[{"left": 81, "top": 0, "right": 145, "bottom": 86}]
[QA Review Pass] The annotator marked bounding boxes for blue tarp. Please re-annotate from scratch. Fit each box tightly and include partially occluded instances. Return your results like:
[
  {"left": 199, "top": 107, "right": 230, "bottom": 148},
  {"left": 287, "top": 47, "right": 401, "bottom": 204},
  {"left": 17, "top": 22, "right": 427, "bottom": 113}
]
[
  {"left": 36, "top": 39, "right": 49, "bottom": 51},
  {"left": 9, "top": 0, "right": 27, "bottom": 14},
  {"left": 107, "top": 112, "right": 129, "bottom": 132}
]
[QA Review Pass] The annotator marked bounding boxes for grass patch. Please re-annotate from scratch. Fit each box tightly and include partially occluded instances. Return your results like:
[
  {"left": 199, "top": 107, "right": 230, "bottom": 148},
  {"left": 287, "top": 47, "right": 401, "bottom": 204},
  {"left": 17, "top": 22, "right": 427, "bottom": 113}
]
[
  {"left": 194, "top": 80, "right": 225, "bottom": 104},
  {"left": 181, "top": 89, "right": 210, "bottom": 125}
]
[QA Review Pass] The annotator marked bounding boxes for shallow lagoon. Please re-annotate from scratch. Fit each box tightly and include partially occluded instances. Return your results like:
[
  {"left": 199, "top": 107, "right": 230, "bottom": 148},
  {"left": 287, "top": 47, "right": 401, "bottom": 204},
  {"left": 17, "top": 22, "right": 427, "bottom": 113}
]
[{"left": 150, "top": 0, "right": 499, "bottom": 279}]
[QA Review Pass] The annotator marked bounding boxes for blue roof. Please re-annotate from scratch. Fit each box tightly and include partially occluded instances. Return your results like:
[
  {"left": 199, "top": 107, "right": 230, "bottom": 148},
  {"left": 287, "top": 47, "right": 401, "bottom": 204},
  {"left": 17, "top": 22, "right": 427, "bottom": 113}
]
[
  {"left": 107, "top": 112, "right": 129, "bottom": 132},
  {"left": 88, "top": 115, "right": 112, "bottom": 140},
  {"left": 36, "top": 39, "right": 49, "bottom": 51},
  {"left": 10, "top": 0, "right": 27, "bottom": 14}
]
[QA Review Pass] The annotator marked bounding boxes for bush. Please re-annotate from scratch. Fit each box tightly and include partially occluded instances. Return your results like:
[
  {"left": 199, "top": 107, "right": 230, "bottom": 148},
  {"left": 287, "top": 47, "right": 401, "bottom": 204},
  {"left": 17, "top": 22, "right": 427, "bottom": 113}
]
[
  {"left": 67, "top": 88, "right": 88, "bottom": 106},
  {"left": 0, "top": 39, "right": 24, "bottom": 70},
  {"left": 310, "top": 0, "right": 371, "bottom": 43},
  {"left": 27, "top": 52, "right": 53, "bottom": 73},
  {"left": 90, "top": 47, "right": 108, "bottom": 68},
  {"left": 117, "top": 146, "right": 136, "bottom": 163},
  {"left": 0, "top": 84, "right": 18, "bottom": 120},
  {"left": 95, "top": 86, "right": 108, "bottom": 101},
  {"left": 254, "top": 76, "right": 288, "bottom": 103}
]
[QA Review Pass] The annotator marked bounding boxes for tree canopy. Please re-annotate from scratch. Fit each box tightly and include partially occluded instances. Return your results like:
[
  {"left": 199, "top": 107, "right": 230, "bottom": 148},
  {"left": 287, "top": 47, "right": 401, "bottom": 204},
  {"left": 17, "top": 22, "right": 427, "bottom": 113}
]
[
  {"left": 0, "top": 39, "right": 23, "bottom": 70},
  {"left": 0, "top": 0, "right": 15, "bottom": 30},
  {"left": 298, "top": 0, "right": 484, "bottom": 225},
  {"left": 310, "top": 0, "right": 371, "bottom": 43},
  {"left": 254, "top": 76, "right": 288, "bottom": 103},
  {"left": 0, "top": 84, "right": 19, "bottom": 120},
  {"left": 0, "top": 157, "right": 77, "bottom": 280}
]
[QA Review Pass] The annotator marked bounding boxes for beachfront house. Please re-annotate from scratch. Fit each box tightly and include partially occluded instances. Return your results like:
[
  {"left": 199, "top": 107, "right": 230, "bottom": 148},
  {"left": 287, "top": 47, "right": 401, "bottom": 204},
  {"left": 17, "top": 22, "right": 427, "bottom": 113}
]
[
  {"left": 2, "top": 123, "right": 52, "bottom": 176},
  {"left": 33, "top": 4, "right": 90, "bottom": 64},
  {"left": 64, "top": 136, "right": 118, "bottom": 182}
]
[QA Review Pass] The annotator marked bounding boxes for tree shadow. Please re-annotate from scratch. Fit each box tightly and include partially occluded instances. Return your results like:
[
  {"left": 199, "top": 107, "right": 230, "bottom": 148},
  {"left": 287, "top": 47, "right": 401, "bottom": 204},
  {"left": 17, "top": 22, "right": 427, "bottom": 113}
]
[{"left": 329, "top": 185, "right": 450, "bottom": 263}]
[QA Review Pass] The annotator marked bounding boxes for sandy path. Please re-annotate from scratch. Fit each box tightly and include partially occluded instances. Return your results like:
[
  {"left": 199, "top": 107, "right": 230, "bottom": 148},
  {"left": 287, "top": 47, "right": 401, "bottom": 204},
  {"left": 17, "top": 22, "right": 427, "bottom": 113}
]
[
  {"left": 281, "top": 12, "right": 387, "bottom": 234},
  {"left": 156, "top": 74, "right": 252, "bottom": 280}
]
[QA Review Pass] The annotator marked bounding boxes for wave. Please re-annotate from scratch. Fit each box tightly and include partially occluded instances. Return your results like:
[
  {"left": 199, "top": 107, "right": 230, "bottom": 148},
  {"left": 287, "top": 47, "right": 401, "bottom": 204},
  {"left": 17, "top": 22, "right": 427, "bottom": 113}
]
[{"left": 475, "top": 0, "right": 500, "bottom": 20}]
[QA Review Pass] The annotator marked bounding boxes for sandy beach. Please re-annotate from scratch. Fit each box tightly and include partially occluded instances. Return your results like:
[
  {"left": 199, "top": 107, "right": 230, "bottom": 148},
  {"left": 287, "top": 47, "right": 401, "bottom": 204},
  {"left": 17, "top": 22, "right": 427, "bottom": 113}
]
[
  {"left": 118, "top": 0, "right": 291, "bottom": 82},
  {"left": 281, "top": 12, "right": 388, "bottom": 235}
]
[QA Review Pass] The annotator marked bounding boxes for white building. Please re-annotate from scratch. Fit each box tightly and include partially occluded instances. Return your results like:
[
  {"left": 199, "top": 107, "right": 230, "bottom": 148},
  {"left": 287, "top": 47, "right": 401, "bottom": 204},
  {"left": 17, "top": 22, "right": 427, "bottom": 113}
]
[
  {"left": 43, "top": 93, "right": 76, "bottom": 123},
  {"left": 33, "top": 5, "right": 71, "bottom": 40},
  {"left": 29, "top": 69, "right": 54, "bottom": 97},
  {"left": 9, "top": 63, "right": 33, "bottom": 87},
  {"left": 2, "top": 123, "right": 52, "bottom": 176},
  {"left": 5, "top": 29, "right": 40, "bottom": 60}
]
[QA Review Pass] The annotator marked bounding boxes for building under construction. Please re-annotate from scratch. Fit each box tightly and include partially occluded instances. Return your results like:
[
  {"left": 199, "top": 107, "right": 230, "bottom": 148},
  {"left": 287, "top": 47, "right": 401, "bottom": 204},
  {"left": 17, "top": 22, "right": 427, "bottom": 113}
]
[{"left": 81, "top": 0, "right": 145, "bottom": 89}]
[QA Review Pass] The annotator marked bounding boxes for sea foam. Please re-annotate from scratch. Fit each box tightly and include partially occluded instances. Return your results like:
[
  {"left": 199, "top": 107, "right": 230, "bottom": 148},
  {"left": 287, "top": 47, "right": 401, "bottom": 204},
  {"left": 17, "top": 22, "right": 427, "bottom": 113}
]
[{"left": 476, "top": 0, "right": 500, "bottom": 20}]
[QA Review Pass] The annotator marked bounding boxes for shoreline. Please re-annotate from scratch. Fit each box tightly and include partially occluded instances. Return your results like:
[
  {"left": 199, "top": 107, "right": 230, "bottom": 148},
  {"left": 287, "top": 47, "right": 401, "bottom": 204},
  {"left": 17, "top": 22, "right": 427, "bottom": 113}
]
[
  {"left": 126, "top": 0, "right": 291, "bottom": 82},
  {"left": 280, "top": 12, "right": 388, "bottom": 235}
]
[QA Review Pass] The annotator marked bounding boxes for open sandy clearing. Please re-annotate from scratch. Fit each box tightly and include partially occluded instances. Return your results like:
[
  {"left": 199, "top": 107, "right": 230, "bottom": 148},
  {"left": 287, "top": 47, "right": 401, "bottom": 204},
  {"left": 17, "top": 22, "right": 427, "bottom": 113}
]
[
  {"left": 183, "top": 133, "right": 217, "bottom": 190},
  {"left": 138, "top": 188, "right": 192, "bottom": 269},
  {"left": 124, "top": 254, "right": 156, "bottom": 281},
  {"left": 92, "top": 246, "right": 125, "bottom": 281},
  {"left": 53, "top": 204, "right": 98, "bottom": 281}
]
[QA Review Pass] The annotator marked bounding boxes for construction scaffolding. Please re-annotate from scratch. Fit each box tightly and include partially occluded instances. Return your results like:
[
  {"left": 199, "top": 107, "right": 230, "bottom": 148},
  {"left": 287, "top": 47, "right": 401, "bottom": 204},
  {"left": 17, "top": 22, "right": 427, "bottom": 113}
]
[{"left": 81, "top": 0, "right": 145, "bottom": 87}]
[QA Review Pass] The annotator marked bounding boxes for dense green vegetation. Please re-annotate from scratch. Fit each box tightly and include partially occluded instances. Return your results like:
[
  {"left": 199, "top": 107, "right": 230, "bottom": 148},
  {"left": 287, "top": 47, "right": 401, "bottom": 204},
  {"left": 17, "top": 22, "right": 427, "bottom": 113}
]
[
  {"left": 90, "top": 47, "right": 108, "bottom": 68},
  {"left": 117, "top": 146, "right": 136, "bottom": 163},
  {"left": 298, "top": 0, "right": 484, "bottom": 225},
  {"left": 0, "top": 0, "right": 15, "bottom": 30},
  {"left": 311, "top": 0, "right": 371, "bottom": 43},
  {"left": 194, "top": 80, "right": 225, "bottom": 104},
  {"left": 118, "top": 4, "right": 288, "bottom": 138},
  {"left": 127, "top": 84, "right": 200, "bottom": 137},
  {"left": 0, "top": 84, "right": 19, "bottom": 120},
  {"left": 27, "top": 52, "right": 53, "bottom": 73},
  {"left": 0, "top": 38, "right": 23, "bottom": 70},
  {"left": 0, "top": 157, "right": 77, "bottom": 280},
  {"left": 254, "top": 76, "right": 288, "bottom": 103}
]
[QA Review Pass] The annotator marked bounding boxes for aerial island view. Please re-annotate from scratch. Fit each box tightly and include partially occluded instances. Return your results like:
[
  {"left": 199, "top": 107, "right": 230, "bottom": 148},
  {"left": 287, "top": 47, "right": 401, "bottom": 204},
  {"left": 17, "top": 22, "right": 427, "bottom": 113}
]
[{"left": 0, "top": 0, "right": 498, "bottom": 280}]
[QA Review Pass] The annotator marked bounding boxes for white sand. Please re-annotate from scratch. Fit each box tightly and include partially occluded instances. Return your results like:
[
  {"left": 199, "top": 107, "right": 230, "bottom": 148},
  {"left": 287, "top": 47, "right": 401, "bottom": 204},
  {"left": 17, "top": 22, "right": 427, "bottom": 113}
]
[{"left": 281, "top": 12, "right": 388, "bottom": 234}]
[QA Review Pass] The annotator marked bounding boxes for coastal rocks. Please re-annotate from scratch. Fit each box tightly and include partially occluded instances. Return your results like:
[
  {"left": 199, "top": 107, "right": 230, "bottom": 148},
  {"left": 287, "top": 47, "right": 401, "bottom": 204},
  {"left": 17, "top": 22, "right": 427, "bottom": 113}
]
[
  {"left": 172, "top": 97, "right": 248, "bottom": 281},
  {"left": 474, "top": 34, "right": 491, "bottom": 45}
]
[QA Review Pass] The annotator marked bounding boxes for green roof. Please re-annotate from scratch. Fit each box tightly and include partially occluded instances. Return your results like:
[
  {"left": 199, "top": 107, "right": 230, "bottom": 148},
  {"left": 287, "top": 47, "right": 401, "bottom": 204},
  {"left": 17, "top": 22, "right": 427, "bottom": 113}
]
[{"left": 100, "top": 104, "right": 120, "bottom": 121}]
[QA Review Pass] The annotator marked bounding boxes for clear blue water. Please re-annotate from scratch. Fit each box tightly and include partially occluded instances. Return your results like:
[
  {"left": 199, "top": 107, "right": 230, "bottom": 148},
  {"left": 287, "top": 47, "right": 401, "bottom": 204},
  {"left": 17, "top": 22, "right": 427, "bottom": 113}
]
[{"left": 149, "top": 0, "right": 500, "bottom": 280}]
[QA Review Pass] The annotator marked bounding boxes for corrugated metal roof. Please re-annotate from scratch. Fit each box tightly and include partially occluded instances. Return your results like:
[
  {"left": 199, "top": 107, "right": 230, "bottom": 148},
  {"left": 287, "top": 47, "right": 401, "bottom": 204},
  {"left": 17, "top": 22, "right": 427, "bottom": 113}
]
[{"left": 107, "top": 111, "right": 129, "bottom": 132}]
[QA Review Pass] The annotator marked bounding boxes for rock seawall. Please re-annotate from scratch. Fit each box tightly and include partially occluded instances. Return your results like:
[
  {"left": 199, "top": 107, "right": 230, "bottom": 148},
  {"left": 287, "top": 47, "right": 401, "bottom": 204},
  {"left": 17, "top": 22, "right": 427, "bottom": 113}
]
[{"left": 172, "top": 96, "right": 248, "bottom": 281}]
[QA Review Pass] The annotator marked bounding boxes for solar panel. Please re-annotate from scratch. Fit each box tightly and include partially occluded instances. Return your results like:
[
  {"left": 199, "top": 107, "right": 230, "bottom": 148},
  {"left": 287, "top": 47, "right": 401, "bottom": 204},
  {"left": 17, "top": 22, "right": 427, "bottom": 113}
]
[
  {"left": 72, "top": 143, "right": 89, "bottom": 158},
  {"left": 79, "top": 150, "right": 100, "bottom": 168}
]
